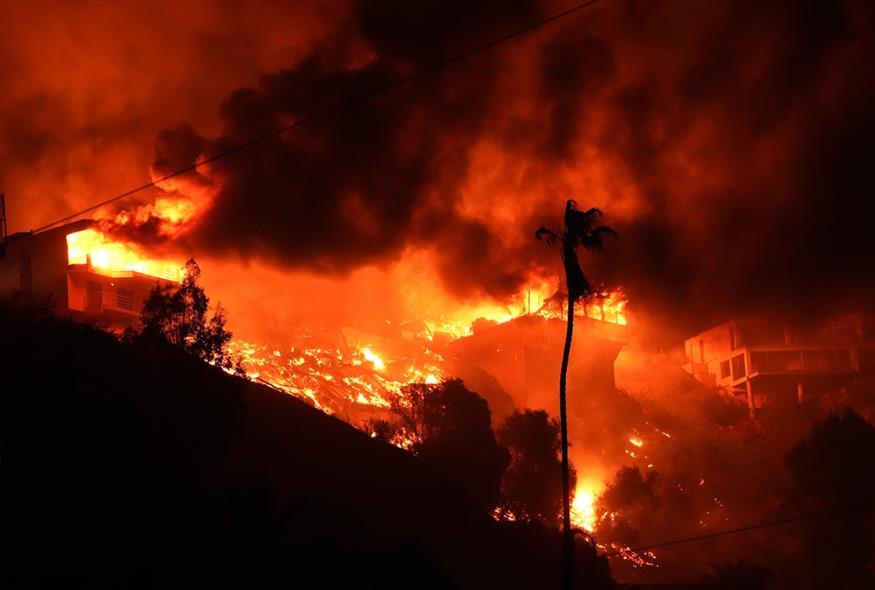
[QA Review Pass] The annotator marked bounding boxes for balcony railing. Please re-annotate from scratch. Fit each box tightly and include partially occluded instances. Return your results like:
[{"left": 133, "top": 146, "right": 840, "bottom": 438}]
[{"left": 85, "top": 288, "right": 135, "bottom": 313}]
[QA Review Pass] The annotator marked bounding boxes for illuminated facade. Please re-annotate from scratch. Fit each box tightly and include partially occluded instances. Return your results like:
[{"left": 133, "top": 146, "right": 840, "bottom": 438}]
[
  {"left": 0, "top": 220, "right": 179, "bottom": 328},
  {"left": 684, "top": 315, "right": 875, "bottom": 412}
]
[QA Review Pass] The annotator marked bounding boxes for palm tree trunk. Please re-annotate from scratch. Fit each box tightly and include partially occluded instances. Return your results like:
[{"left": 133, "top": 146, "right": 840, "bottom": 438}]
[{"left": 559, "top": 287, "right": 575, "bottom": 590}]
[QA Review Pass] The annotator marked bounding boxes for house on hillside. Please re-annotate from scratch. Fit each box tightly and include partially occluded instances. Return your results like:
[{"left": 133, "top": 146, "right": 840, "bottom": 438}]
[
  {"left": 683, "top": 314, "right": 875, "bottom": 412},
  {"left": 0, "top": 220, "right": 180, "bottom": 328}
]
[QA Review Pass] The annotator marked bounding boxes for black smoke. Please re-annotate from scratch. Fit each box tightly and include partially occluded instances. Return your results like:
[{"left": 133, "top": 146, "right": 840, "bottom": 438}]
[{"left": 150, "top": 0, "right": 875, "bottom": 337}]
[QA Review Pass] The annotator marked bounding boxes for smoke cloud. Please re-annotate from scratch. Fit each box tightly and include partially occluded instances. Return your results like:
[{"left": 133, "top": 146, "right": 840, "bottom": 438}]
[{"left": 3, "top": 0, "right": 874, "bottom": 337}]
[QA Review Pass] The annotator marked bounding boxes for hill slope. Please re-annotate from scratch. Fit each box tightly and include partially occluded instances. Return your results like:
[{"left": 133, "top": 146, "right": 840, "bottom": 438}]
[{"left": 0, "top": 309, "right": 613, "bottom": 588}]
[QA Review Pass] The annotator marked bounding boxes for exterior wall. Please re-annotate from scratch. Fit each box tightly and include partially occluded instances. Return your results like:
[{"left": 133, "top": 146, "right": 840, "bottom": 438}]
[
  {"left": 67, "top": 267, "right": 169, "bottom": 327},
  {"left": 0, "top": 221, "right": 92, "bottom": 308},
  {"left": 1, "top": 220, "right": 176, "bottom": 329}
]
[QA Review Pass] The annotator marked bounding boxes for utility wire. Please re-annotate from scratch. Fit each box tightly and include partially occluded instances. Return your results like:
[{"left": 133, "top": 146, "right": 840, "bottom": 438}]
[
  {"left": 30, "top": 0, "right": 604, "bottom": 235},
  {"left": 601, "top": 507, "right": 843, "bottom": 558}
]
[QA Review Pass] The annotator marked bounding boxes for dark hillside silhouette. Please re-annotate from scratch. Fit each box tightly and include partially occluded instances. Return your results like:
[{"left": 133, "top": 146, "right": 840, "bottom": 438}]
[
  {"left": 784, "top": 409, "right": 875, "bottom": 590},
  {"left": 373, "top": 379, "right": 510, "bottom": 515},
  {"left": 0, "top": 306, "right": 614, "bottom": 588},
  {"left": 138, "top": 258, "right": 235, "bottom": 370},
  {"left": 498, "top": 409, "right": 573, "bottom": 525}
]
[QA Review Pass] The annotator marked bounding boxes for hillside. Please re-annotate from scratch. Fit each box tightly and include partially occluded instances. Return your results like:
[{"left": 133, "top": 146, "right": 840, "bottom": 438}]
[{"left": 0, "top": 308, "right": 613, "bottom": 588}]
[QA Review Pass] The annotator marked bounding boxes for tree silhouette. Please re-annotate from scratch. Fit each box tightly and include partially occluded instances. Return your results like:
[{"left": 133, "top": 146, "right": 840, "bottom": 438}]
[
  {"left": 388, "top": 379, "right": 510, "bottom": 514},
  {"left": 784, "top": 409, "right": 875, "bottom": 589},
  {"left": 140, "top": 259, "right": 235, "bottom": 369},
  {"left": 536, "top": 199, "right": 616, "bottom": 589},
  {"left": 699, "top": 560, "right": 774, "bottom": 590},
  {"left": 595, "top": 465, "right": 659, "bottom": 547},
  {"left": 498, "top": 409, "right": 575, "bottom": 525}
]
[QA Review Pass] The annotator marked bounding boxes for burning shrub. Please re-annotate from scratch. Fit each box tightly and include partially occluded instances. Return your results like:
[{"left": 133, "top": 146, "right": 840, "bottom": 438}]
[
  {"left": 594, "top": 465, "right": 660, "bottom": 548},
  {"left": 497, "top": 409, "right": 574, "bottom": 526}
]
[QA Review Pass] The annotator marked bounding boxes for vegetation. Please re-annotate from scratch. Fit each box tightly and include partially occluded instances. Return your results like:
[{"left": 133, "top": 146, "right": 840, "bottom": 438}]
[
  {"left": 595, "top": 466, "right": 659, "bottom": 547},
  {"left": 370, "top": 379, "right": 510, "bottom": 514},
  {"left": 785, "top": 409, "right": 875, "bottom": 589},
  {"left": 536, "top": 199, "right": 617, "bottom": 587},
  {"left": 1, "top": 306, "right": 615, "bottom": 588},
  {"left": 138, "top": 259, "right": 236, "bottom": 370},
  {"left": 699, "top": 560, "right": 774, "bottom": 590},
  {"left": 498, "top": 409, "right": 573, "bottom": 525}
]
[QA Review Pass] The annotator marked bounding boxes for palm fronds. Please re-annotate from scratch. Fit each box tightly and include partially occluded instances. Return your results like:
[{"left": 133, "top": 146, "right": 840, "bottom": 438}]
[{"left": 537, "top": 199, "right": 617, "bottom": 300}]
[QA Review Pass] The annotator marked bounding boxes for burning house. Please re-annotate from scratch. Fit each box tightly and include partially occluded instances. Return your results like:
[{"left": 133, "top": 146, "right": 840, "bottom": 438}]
[
  {"left": 684, "top": 314, "right": 875, "bottom": 412},
  {"left": 449, "top": 295, "right": 628, "bottom": 420},
  {"left": 0, "top": 220, "right": 181, "bottom": 328}
]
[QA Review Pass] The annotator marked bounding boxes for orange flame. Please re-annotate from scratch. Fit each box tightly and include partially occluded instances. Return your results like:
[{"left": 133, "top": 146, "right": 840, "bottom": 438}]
[{"left": 66, "top": 228, "right": 182, "bottom": 282}]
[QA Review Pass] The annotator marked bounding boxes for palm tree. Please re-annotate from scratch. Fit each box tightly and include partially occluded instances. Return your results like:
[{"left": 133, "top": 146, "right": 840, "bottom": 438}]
[{"left": 536, "top": 199, "right": 617, "bottom": 589}]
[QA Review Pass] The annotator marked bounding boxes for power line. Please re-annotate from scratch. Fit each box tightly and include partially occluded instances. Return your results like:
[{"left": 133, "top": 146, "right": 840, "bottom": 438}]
[
  {"left": 601, "top": 508, "right": 842, "bottom": 559},
  {"left": 31, "top": 0, "right": 604, "bottom": 235}
]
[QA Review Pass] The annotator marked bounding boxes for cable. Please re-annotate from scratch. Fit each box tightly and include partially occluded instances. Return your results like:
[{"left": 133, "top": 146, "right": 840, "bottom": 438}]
[
  {"left": 30, "top": 0, "right": 604, "bottom": 235},
  {"left": 601, "top": 508, "right": 843, "bottom": 558}
]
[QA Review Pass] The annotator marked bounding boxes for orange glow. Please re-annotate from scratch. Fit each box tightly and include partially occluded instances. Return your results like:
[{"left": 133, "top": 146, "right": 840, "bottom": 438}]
[
  {"left": 66, "top": 228, "right": 182, "bottom": 282},
  {"left": 571, "top": 483, "right": 601, "bottom": 533},
  {"left": 360, "top": 347, "right": 386, "bottom": 371}
]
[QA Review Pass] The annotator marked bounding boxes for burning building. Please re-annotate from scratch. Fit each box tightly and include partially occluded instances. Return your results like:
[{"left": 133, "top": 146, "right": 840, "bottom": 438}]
[
  {"left": 449, "top": 295, "right": 628, "bottom": 421},
  {"left": 0, "top": 220, "right": 180, "bottom": 328},
  {"left": 684, "top": 314, "right": 875, "bottom": 412}
]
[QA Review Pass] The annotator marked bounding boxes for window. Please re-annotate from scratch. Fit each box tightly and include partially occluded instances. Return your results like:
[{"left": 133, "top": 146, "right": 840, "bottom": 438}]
[
  {"left": 751, "top": 350, "right": 802, "bottom": 373},
  {"left": 731, "top": 354, "right": 746, "bottom": 379},
  {"left": 720, "top": 360, "right": 731, "bottom": 379}
]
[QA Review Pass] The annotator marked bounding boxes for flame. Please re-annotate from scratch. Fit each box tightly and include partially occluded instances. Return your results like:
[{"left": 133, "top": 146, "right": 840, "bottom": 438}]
[
  {"left": 416, "top": 278, "right": 629, "bottom": 341},
  {"left": 361, "top": 347, "right": 386, "bottom": 371},
  {"left": 100, "top": 184, "right": 214, "bottom": 239},
  {"left": 66, "top": 228, "right": 182, "bottom": 282},
  {"left": 584, "top": 290, "right": 628, "bottom": 326},
  {"left": 228, "top": 337, "right": 445, "bottom": 414},
  {"left": 571, "top": 483, "right": 601, "bottom": 532}
]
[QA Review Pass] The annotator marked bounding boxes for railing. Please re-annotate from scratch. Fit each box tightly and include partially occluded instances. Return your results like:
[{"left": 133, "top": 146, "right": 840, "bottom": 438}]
[{"left": 85, "top": 288, "right": 135, "bottom": 313}]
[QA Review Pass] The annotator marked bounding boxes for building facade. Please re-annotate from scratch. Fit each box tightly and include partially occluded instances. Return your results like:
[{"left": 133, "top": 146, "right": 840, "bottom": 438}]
[
  {"left": 0, "top": 220, "right": 179, "bottom": 328},
  {"left": 684, "top": 315, "right": 875, "bottom": 412}
]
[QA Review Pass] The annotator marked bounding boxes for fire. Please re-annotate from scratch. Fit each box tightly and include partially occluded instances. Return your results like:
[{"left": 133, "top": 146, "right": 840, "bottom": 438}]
[
  {"left": 360, "top": 347, "right": 386, "bottom": 371},
  {"left": 417, "top": 278, "right": 629, "bottom": 341},
  {"left": 629, "top": 437, "right": 644, "bottom": 448},
  {"left": 585, "top": 290, "right": 628, "bottom": 326},
  {"left": 66, "top": 228, "right": 182, "bottom": 282},
  {"left": 63, "top": 224, "right": 629, "bottom": 418},
  {"left": 228, "top": 337, "right": 445, "bottom": 415},
  {"left": 571, "top": 484, "right": 600, "bottom": 532}
]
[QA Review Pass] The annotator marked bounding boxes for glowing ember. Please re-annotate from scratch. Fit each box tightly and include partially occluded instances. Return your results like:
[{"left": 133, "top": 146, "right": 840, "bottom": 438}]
[{"left": 629, "top": 437, "right": 644, "bottom": 448}]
